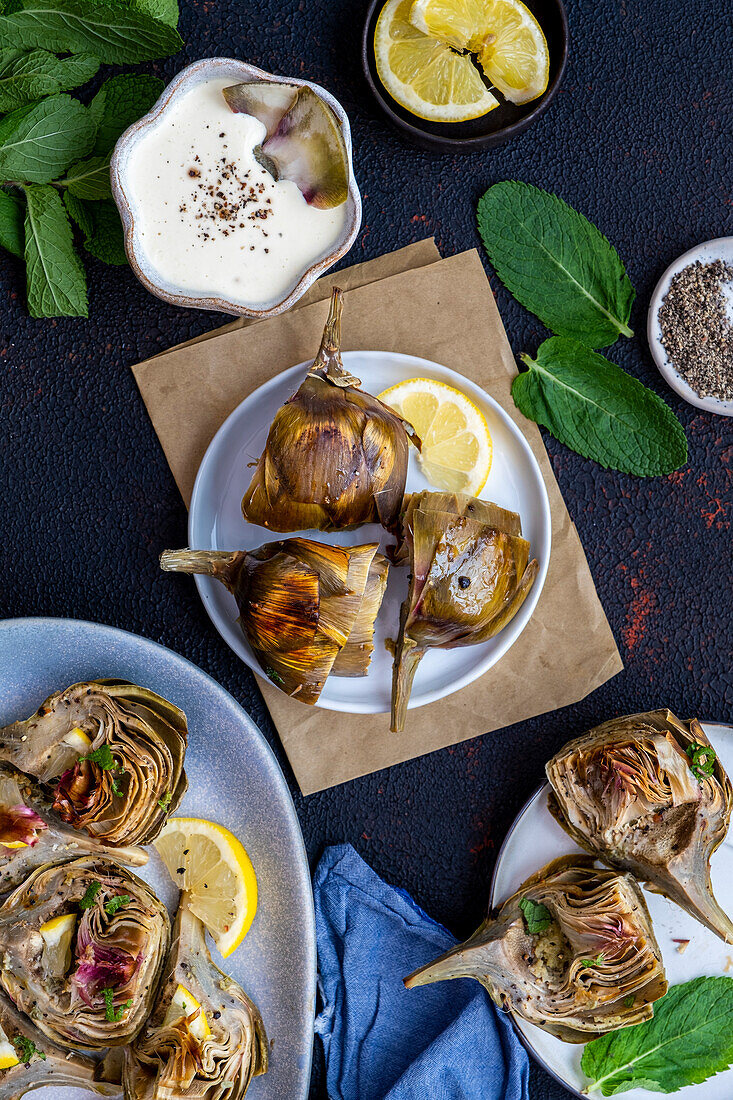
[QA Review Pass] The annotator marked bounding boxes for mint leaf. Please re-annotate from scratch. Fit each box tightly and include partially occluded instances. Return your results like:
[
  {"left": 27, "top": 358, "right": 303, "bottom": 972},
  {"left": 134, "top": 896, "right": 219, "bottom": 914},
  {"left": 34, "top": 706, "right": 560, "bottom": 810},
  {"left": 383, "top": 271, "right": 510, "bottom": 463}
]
[
  {"left": 104, "top": 894, "right": 131, "bottom": 916},
  {"left": 59, "top": 154, "right": 110, "bottom": 199},
  {"left": 24, "top": 183, "right": 87, "bottom": 316},
  {"left": 519, "top": 896, "right": 552, "bottom": 934},
  {"left": 63, "top": 188, "right": 92, "bottom": 236},
  {"left": 126, "top": 0, "right": 178, "bottom": 26},
  {"left": 581, "top": 977, "right": 733, "bottom": 1095},
  {"left": 89, "top": 73, "right": 163, "bottom": 156},
  {"left": 79, "top": 879, "right": 102, "bottom": 909},
  {"left": 478, "top": 181, "right": 636, "bottom": 349},
  {"left": 0, "top": 94, "right": 95, "bottom": 183},
  {"left": 0, "top": 185, "right": 24, "bottom": 255},
  {"left": 0, "top": 1, "right": 183, "bottom": 64},
  {"left": 0, "top": 49, "right": 99, "bottom": 111},
  {"left": 82, "top": 200, "right": 125, "bottom": 265},
  {"left": 12, "top": 1037, "right": 45, "bottom": 1064},
  {"left": 514, "top": 337, "right": 687, "bottom": 476}
]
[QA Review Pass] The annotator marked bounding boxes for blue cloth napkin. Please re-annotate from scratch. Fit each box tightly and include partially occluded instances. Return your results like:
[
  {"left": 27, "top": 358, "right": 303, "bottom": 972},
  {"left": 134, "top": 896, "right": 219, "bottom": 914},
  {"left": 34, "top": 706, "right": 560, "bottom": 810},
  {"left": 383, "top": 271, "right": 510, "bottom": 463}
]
[{"left": 313, "top": 844, "right": 529, "bottom": 1100}]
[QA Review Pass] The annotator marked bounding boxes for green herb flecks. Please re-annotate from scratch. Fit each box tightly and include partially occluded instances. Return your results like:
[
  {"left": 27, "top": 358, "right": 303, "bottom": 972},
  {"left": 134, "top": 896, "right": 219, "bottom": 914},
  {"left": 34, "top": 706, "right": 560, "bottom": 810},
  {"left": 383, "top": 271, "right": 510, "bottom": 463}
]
[
  {"left": 79, "top": 880, "right": 102, "bottom": 910},
  {"left": 519, "top": 896, "right": 552, "bottom": 935},
  {"left": 102, "top": 987, "right": 132, "bottom": 1023},
  {"left": 686, "top": 742, "right": 717, "bottom": 782},
  {"left": 265, "top": 668, "right": 285, "bottom": 686},
  {"left": 158, "top": 790, "right": 172, "bottom": 811},
  {"left": 82, "top": 743, "right": 126, "bottom": 796},
  {"left": 12, "top": 1036, "right": 45, "bottom": 1064},
  {"left": 104, "top": 894, "right": 131, "bottom": 917},
  {"left": 622, "top": 994, "right": 635, "bottom": 1009},
  {"left": 580, "top": 953, "right": 605, "bottom": 968}
]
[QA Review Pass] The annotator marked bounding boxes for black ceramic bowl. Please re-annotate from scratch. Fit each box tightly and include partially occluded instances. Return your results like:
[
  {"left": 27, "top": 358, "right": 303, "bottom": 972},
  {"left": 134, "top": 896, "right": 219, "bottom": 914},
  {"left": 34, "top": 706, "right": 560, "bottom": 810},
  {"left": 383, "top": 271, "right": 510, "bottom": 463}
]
[{"left": 361, "top": 0, "right": 568, "bottom": 152}]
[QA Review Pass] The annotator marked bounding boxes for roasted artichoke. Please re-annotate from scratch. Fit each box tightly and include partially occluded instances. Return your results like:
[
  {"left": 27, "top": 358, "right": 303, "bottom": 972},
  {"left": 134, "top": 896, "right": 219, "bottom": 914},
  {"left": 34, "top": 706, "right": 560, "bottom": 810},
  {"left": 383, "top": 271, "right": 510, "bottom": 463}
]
[
  {"left": 0, "top": 987, "right": 119, "bottom": 1100},
  {"left": 161, "top": 541, "right": 388, "bottom": 703},
  {"left": 546, "top": 709, "right": 733, "bottom": 943},
  {"left": 240, "top": 287, "right": 418, "bottom": 533},
  {"left": 124, "top": 902, "right": 267, "bottom": 1100},
  {"left": 0, "top": 763, "right": 146, "bottom": 892},
  {"left": 0, "top": 680, "right": 188, "bottom": 847},
  {"left": 0, "top": 857, "right": 169, "bottom": 1050},
  {"left": 391, "top": 492, "right": 538, "bottom": 732},
  {"left": 404, "top": 856, "right": 667, "bottom": 1043}
]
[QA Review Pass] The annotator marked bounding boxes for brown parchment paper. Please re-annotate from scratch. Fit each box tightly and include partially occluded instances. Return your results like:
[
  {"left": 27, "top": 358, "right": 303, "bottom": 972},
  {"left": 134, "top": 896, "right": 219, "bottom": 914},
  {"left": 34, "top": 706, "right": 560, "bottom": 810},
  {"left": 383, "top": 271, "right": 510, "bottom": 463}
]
[{"left": 133, "top": 242, "right": 622, "bottom": 795}]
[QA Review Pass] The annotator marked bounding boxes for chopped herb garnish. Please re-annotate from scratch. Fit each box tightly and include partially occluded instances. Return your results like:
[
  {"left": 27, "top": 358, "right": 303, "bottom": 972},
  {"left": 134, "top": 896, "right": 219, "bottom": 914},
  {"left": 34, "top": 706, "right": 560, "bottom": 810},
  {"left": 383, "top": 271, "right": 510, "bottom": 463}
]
[
  {"left": 104, "top": 894, "right": 131, "bottom": 917},
  {"left": 102, "top": 988, "right": 132, "bottom": 1023},
  {"left": 79, "top": 880, "right": 102, "bottom": 910},
  {"left": 519, "top": 896, "right": 552, "bottom": 934},
  {"left": 581, "top": 953, "right": 605, "bottom": 968},
  {"left": 82, "top": 744, "right": 126, "bottom": 795},
  {"left": 623, "top": 993, "right": 635, "bottom": 1008},
  {"left": 265, "top": 667, "right": 284, "bottom": 685},
  {"left": 158, "top": 790, "right": 172, "bottom": 811},
  {"left": 686, "top": 742, "right": 716, "bottom": 781},
  {"left": 12, "top": 1037, "right": 45, "bottom": 1064}
]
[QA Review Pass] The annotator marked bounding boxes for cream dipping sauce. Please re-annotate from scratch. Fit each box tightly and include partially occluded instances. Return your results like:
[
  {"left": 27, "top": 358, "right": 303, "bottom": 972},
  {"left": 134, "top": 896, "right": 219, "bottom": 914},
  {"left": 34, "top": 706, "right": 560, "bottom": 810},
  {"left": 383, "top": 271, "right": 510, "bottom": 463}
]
[{"left": 126, "top": 77, "right": 349, "bottom": 308}]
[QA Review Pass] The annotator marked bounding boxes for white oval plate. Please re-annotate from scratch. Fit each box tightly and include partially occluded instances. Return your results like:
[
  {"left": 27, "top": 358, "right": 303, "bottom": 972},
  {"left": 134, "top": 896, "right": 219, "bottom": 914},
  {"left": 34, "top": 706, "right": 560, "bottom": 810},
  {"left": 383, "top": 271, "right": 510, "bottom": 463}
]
[
  {"left": 647, "top": 237, "right": 733, "bottom": 417},
  {"left": 189, "top": 351, "right": 552, "bottom": 714},
  {"left": 490, "top": 721, "right": 733, "bottom": 1100}
]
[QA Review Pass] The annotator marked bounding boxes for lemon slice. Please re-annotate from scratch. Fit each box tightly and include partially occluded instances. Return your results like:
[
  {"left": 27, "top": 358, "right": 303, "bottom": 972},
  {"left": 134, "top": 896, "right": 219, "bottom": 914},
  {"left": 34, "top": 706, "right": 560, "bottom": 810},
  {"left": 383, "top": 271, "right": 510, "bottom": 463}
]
[
  {"left": 164, "top": 983, "right": 210, "bottom": 1042},
  {"left": 40, "top": 913, "right": 77, "bottom": 978},
  {"left": 379, "top": 377, "right": 492, "bottom": 494},
  {"left": 0, "top": 1025, "right": 18, "bottom": 1070},
  {"left": 374, "top": 0, "right": 499, "bottom": 122},
  {"left": 410, "top": 0, "right": 550, "bottom": 104},
  {"left": 154, "top": 818, "right": 257, "bottom": 959},
  {"left": 64, "top": 727, "right": 92, "bottom": 754}
]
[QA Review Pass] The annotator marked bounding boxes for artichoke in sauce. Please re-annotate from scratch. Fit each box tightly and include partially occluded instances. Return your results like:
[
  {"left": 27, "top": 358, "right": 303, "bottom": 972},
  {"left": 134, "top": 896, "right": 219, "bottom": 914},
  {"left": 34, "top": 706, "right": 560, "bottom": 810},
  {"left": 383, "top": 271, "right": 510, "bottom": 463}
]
[
  {"left": 125, "top": 902, "right": 267, "bottom": 1100},
  {"left": 240, "top": 287, "right": 418, "bottom": 533},
  {"left": 404, "top": 856, "right": 667, "bottom": 1043},
  {"left": 546, "top": 709, "right": 733, "bottom": 942},
  {"left": 0, "top": 857, "right": 169, "bottom": 1051},
  {"left": 0, "top": 680, "right": 187, "bottom": 848},
  {"left": 0, "top": 763, "right": 146, "bottom": 892},
  {"left": 0, "top": 987, "right": 119, "bottom": 1100},
  {"left": 391, "top": 492, "right": 538, "bottom": 732},
  {"left": 160, "top": 541, "right": 388, "bottom": 704}
]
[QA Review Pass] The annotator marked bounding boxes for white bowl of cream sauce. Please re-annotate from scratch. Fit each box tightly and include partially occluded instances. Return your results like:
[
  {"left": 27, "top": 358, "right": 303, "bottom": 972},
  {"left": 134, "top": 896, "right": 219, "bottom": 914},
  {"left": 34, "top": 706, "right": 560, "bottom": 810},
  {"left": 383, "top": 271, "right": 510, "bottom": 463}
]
[{"left": 111, "top": 58, "right": 362, "bottom": 317}]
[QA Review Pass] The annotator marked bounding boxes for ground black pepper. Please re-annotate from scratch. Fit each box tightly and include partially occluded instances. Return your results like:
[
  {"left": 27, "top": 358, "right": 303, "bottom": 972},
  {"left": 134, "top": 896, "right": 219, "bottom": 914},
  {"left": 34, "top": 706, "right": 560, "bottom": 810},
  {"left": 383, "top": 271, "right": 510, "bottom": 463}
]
[{"left": 658, "top": 259, "right": 733, "bottom": 401}]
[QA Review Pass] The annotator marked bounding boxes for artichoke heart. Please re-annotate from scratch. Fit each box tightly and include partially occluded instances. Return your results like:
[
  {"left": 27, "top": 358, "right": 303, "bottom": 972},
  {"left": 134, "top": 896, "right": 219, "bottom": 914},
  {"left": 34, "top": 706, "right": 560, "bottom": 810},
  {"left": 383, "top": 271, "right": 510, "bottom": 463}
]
[
  {"left": 0, "top": 680, "right": 188, "bottom": 848},
  {"left": 125, "top": 901, "right": 267, "bottom": 1100},
  {"left": 0, "top": 857, "right": 169, "bottom": 1051},
  {"left": 160, "top": 540, "right": 388, "bottom": 704},
  {"left": 404, "top": 856, "right": 667, "bottom": 1043},
  {"left": 546, "top": 709, "right": 733, "bottom": 943},
  {"left": 391, "top": 492, "right": 538, "bottom": 732},
  {"left": 240, "top": 287, "right": 419, "bottom": 533},
  {"left": 0, "top": 986, "right": 119, "bottom": 1100},
  {"left": 0, "top": 763, "right": 146, "bottom": 893}
]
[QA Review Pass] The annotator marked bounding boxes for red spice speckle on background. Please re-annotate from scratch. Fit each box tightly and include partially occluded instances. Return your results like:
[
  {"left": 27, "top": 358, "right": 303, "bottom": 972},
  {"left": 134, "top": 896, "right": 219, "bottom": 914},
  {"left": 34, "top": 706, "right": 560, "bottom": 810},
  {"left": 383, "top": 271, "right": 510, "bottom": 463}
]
[{"left": 622, "top": 575, "right": 658, "bottom": 652}]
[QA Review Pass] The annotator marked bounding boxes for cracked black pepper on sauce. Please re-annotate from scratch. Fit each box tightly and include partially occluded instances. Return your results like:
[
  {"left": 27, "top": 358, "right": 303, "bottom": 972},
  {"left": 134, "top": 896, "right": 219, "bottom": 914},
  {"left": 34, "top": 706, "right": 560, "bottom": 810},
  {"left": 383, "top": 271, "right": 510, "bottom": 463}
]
[{"left": 658, "top": 259, "right": 733, "bottom": 401}]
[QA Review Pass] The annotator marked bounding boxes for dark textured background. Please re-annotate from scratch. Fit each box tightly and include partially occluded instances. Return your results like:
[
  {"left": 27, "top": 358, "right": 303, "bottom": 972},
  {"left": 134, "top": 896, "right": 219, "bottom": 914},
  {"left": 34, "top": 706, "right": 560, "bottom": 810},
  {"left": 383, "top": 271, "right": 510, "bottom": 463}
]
[{"left": 1, "top": 0, "right": 732, "bottom": 1095}]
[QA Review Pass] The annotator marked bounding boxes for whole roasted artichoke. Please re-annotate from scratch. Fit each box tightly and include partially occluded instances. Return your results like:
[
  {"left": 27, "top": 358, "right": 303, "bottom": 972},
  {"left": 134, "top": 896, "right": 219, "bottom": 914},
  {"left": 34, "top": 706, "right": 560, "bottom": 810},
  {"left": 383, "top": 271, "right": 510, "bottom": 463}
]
[
  {"left": 0, "top": 857, "right": 169, "bottom": 1050},
  {"left": 0, "top": 763, "right": 146, "bottom": 893},
  {"left": 240, "top": 287, "right": 419, "bottom": 533},
  {"left": 0, "top": 680, "right": 188, "bottom": 847},
  {"left": 404, "top": 856, "right": 667, "bottom": 1043},
  {"left": 391, "top": 492, "right": 538, "bottom": 732},
  {"left": 546, "top": 709, "right": 733, "bottom": 942},
  {"left": 0, "top": 987, "right": 119, "bottom": 1100},
  {"left": 125, "top": 902, "right": 267, "bottom": 1100},
  {"left": 161, "top": 541, "right": 388, "bottom": 703}
]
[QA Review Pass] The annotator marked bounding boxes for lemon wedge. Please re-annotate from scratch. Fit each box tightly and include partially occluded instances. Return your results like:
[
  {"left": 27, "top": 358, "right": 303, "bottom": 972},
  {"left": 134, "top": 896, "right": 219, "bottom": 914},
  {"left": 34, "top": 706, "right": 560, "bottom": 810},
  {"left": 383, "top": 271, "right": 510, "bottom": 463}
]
[
  {"left": 40, "top": 912, "right": 77, "bottom": 978},
  {"left": 0, "top": 1025, "right": 18, "bottom": 1070},
  {"left": 63, "top": 727, "right": 92, "bottom": 754},
  {"left": 410, "top": 0, "right": 550, "bottom": 104},
  {"left": 154, "top": 818, "right": 257, "bottom": 959},
  {"left": 374, "top": 0, "right": 499, "bottom": 122},
  {"left": 164, "top": 983, "right": 211, "bottom": 1042},
  {"left": 379, "top": 377, "right": 492, "bottom": 494}
]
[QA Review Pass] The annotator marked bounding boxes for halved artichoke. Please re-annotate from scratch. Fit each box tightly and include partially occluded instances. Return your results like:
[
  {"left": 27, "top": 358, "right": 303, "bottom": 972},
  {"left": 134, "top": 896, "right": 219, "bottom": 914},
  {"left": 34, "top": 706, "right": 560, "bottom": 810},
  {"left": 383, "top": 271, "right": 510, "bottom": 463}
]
[
  {"left": 160, "top": 540, "right": 388, "bottom": 704},
  {"left": 0, "top": 763, "right": 146, "bottom": 893},
  {"left": 124, "top": 902, "right": 267, "bottom": 1100},
  {"left": 0, "top": 987, "right": 119, "bottom": 1100},
  {"left": 0, "top": 857, "right": 169, "bottom": 1050},
  {"left": 546, "top": 709, "right": 733, "bottom": 942},
  {"left": 391, "top": 492, "right": 538, "bottom": 732},
  {"left": 0, "top": 680, "right": 188, "bottom": 847},
  {"left": 404, "top": 856, "right": 667, "bottom": 1043},
  {"left": 240, "top": 287, "right": 419, "bottom": 533}
]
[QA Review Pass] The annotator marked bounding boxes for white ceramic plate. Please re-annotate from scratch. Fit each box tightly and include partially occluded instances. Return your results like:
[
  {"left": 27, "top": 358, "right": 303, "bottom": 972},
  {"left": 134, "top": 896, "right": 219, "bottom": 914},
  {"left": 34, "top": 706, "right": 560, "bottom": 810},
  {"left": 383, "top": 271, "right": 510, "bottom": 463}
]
[
  {"left": 0, "top": 618, "right": 315, "bottom": 1100},
  {"left": 490, "top": 721, "right": 733, "bottom": 1100},
  {"left": 647, "top": 237, "right": 733, "bottom": 416},
  {"left": 189, "top": 351, "right": 552, "bottom": 714}
]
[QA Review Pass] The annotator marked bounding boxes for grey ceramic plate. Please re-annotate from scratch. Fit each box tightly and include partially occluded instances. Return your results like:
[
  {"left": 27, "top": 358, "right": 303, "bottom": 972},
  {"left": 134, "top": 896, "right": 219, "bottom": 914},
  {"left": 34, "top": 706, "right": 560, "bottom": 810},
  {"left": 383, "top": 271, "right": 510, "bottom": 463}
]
[{"left": 0, "top": 617, "right": 315, "bottom": 1100}]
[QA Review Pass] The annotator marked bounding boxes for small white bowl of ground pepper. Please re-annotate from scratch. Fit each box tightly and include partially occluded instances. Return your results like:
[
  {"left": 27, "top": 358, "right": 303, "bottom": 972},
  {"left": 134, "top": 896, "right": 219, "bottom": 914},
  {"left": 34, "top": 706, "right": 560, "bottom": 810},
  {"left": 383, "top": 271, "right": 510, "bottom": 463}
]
[{"left": 648, "top": 237, "right": 733, "bottom": 417}]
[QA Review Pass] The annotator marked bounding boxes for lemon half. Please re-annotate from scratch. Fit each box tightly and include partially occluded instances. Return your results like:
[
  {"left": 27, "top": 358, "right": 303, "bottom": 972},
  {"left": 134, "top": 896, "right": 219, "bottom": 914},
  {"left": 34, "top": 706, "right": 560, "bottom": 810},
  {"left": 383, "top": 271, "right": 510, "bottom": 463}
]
[{"left": 154, "top": 818, "right": 257, "bottom": 959}]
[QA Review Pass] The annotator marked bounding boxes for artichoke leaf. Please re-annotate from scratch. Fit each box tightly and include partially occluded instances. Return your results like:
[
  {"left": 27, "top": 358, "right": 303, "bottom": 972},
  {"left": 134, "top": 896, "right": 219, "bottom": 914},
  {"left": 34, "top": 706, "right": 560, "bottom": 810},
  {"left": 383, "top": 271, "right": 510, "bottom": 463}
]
[
  {"left": 0, "top": 857, "right": 169, "bottom": 1051},
  {"left": 125, "top": 901, "right": 267, "bottom": 1100},
  {"left": 546, "top": 709, "right": 733, "bottom": 943},
  {"left": 240, "top": 288, "right": 419, "bottom": 534},
  {"left": 404, "top": 856, "right": 667, "bottom": 1043}
]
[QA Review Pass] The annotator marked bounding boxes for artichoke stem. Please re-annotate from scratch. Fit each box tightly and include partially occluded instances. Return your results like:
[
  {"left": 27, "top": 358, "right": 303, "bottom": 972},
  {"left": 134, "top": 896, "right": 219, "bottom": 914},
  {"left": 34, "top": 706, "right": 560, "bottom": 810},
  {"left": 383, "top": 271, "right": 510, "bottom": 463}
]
[
  {"left": 160, "top": 549, "right": 239, "bottom": 586},
  {"left": 404, "top": 929, "right": 500, "bottom": 989},
  {"left": 390, "top": 639, "right": 425, "bottom": 733},
  {"left": 310, "top": 287, "right": 361, "bottom": 387}
]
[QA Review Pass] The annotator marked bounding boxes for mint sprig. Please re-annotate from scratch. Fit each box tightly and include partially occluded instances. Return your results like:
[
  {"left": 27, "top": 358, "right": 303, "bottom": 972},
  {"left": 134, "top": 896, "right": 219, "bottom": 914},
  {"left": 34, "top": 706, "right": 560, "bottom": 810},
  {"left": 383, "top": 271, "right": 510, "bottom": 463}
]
[
  {"left": 0, "top": 95, "right": 96, "bottom": 184},
  {"left": 24, "top": 183, "right": 87, "bottom": 316},
  {"left": 0, "top": 49, "right": 100, "bottom": 112}
]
